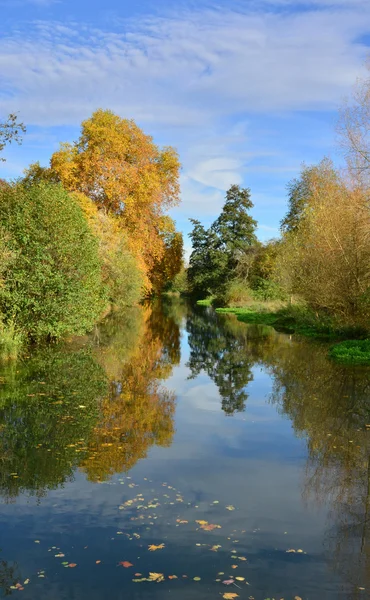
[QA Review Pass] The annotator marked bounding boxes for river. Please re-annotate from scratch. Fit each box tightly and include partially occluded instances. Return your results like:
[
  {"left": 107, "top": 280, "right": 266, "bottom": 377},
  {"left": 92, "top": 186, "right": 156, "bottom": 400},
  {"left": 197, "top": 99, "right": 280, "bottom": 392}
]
[{"left": 0, "top": 299, "right": 369, "bottom": 599}]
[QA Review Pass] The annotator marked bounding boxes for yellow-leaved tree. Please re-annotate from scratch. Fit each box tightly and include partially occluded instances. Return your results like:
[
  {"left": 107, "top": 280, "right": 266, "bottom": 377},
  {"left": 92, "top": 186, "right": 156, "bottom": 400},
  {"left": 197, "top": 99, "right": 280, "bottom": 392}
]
[{"left": 49, "top": 109, "right": 181, "bottom": 292}]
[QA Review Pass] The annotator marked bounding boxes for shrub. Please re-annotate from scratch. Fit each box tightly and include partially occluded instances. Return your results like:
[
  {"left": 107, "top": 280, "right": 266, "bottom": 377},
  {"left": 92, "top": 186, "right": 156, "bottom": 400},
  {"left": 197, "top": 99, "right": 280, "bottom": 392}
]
[
  {"left": 251, "top": 277, "right": 287, "bottom": 301},
  {"left": 214, "top": 279, "right": 254, "bottom": 308},
  {"left": 0, "top": 182, "right": 106, "bottom": 339}
]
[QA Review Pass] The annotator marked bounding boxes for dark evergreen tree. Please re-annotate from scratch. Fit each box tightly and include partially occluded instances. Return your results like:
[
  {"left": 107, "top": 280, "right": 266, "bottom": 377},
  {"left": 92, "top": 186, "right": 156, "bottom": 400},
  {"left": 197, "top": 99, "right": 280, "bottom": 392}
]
[
  {"left": 187, "top": 185, "right": 257, "bottom": 297},
  {"left": 212, "top": 184, "right": 257, "bottom": 268}
]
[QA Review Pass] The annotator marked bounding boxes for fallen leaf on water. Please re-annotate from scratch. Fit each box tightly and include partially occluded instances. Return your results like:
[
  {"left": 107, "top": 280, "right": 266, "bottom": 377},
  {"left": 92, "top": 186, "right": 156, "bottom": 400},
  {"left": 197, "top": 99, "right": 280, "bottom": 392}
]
[
  {"left": 237, "top": 556, "right": 247, "bottom": 561},
  {"left": 286, "top": 549, "right": 296, "bottom": 553},
  {"left": 148, "top": 544, "right": 165, "bottom": 551},
  {"left": 222, "top": 579, "right": 235, "bottom": 585},
  {"left": 226, "top": 505, "right": 235, "bottom": 511},
  {"left": 193, "top": 577, "right": 201, "bottom": 581},
  {"left": 201, "top": 523, "right": 221, "bottom": 531},
  {"left": 119, "top": 561, "right": 133, "bottom": 568},
  {"left": 68, "top": 564, "right": 77, "bottom": 568},
  {"left": 148, "top": 572, "right": 164, "bottom": 582},
  {"left": 176, "top": 519, "right": 188, "bottom": 524},
  {"left": 55, "top": 553, "right": 65, "bottom": 558},
  {"left": 96, "top": 561, "right": 101, "bottom": 564},
  {"left": 168, "top": 575, "right": 178, "bottom": 579},
  {"left": 223, "top": 594, "right": 239, "bottom": 599},
  {"left": 231, "top": 565, "right": 238, "bottom": 569},
  {"left": 235, "top": 577, "right": 245, "bottom": 581},
  {"left": 210, "top": 545, "right": 222, "bottom": 551},
  {"left": 195, "top": 520, "right": 208, "bottom": 526}
]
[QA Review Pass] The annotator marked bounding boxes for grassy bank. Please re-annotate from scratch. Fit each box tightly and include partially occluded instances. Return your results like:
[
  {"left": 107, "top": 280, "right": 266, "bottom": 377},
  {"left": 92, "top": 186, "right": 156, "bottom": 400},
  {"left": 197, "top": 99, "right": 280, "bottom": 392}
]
[{"left": 195, "top": 300, "right": 370, "bottom": 364}]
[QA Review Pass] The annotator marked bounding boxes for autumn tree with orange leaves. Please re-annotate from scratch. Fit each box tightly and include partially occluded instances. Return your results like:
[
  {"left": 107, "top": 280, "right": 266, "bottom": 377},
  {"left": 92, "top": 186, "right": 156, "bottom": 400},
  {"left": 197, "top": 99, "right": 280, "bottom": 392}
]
[{"left": 49, "top": 109, "right": 182, "bottom": 292}]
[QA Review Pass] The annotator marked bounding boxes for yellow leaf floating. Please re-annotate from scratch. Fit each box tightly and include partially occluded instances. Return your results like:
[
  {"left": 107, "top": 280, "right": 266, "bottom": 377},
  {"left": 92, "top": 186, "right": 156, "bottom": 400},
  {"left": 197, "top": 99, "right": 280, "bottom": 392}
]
[
  {"left": 223, "top": 594, "right": 239, "bottom": 599},
  {"left": 148, "top": 572, "right": 165, "bottom": 582},
  {"left": 226, "top": 505, "right": 235, "bottom": 511},
  {"left": 148, "top": 544, "right": 165, "bottom": 552},
  {"left": 235, "top": 577, "right": 245, "bottom": 581}
]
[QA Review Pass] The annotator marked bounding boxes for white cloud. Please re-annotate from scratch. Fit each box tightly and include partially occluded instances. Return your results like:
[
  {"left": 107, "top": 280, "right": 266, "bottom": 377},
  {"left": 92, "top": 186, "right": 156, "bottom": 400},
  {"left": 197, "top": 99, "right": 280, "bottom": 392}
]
[{"left": 0, "top": 4, "right": 369, "bottom": 126}]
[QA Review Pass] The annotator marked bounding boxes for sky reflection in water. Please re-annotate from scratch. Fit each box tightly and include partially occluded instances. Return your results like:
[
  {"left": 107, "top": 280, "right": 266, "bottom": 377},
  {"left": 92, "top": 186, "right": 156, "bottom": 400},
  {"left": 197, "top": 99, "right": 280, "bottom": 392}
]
[{"left": 0, "top": 300, "right": 369, "bottom": 600}]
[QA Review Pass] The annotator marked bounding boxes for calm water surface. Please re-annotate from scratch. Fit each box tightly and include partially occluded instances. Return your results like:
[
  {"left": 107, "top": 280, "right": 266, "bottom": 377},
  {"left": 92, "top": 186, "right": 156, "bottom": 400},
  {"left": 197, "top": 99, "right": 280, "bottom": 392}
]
[{"left": 1, "top": 300, "right": 370, "bottom": 600}]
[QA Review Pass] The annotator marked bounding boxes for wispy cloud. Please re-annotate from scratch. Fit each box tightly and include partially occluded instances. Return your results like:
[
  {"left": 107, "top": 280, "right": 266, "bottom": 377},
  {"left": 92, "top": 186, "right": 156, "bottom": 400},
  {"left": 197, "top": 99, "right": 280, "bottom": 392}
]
[
  {"left": 0, "top": 0, "right": 368, "bottom": 235},
  {"left": 0, "top": 4, "right": 369, "bottom": 126}
]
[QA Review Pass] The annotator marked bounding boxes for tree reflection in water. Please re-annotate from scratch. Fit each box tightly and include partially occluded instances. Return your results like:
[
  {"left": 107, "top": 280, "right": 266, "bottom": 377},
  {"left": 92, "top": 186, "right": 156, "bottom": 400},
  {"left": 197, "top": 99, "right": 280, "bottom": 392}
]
[
  {"left": 0, "top": 300, "right": 184, "bottom": 499},
  {"left": 186, "top": 306, "right": 279, "bottom": 415},
  {"left": 269, "top": 340, "right": 370, "bottom": 597}
]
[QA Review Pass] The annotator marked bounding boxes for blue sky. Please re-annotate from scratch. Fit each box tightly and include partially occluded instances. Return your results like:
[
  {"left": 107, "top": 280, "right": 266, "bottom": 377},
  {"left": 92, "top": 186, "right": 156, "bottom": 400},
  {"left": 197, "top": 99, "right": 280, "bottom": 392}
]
[{"left": 1, "top": 0, "right": 370, "bottom": 255}]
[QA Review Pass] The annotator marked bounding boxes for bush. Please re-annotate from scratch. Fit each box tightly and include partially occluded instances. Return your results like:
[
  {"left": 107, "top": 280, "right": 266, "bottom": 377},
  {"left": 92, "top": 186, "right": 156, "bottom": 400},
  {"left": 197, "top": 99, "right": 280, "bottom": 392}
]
[
  {"left": 0, "top": 182, "right": 106, "bottom": 340},
  {"left": 213, "top": 279, "right": 253, "bottom": 308},
  {"left": 251, "top": 277, "right": 287, "bottom": 301}
]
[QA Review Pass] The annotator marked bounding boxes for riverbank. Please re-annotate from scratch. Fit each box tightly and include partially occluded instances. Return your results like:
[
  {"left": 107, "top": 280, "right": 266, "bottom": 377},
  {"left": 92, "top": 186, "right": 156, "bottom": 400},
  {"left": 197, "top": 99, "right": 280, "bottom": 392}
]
[{"left": 197, "top": 300, "right": 370, "bottom": 363}]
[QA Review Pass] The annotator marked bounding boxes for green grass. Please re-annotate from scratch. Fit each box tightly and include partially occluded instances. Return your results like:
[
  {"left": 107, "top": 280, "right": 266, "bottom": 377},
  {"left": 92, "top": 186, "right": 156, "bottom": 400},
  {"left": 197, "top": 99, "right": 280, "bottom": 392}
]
[
  {"left": 196, "top": 298, "right": 214, "bottom": 306},
  {"left": 329, "top": 339, "right": 370, "bottom": 364}
]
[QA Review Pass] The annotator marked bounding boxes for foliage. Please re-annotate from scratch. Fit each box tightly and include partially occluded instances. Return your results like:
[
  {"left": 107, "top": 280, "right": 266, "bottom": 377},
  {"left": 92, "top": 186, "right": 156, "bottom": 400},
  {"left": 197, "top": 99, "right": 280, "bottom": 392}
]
[
  {"left": 0, "top": 182, "right": 106, "bottom": 339},
  {"left": 0, "top": 113, "right": 26, "bottom": 161},
  {"left": 212, "top": 185, "right": 257, "bottom": 264},
  {"left": 0, "top": 319, "right": 24, "bottom": 361},
  {"left": 75, "top": 192, "right": 144, "bottom": 307},
  {"left": 277, "top": 160, "right": 370, "bottom": 328},
  {"left": 48, "top": 109, "right": 181, "bottom": 292},
  {"left": 280, "top": 159, "right": 338, "bottom": 234},
  {"left": 213, "top": 279, "right": 254, "bottom": 307},
  {"left": 150, "top": 217, "right": 184, "bottom": 294},
  {"left": 164, "top": 265, "right": 188, "bottom": 295},
  {"left": 188, "top": 185, "right": 257, "bottom": 298},
  {"left": 329, "top": 339, "right": 370, "bottom": 364},
  {"left": 250, "top": 277, "right": 287, "bottom": 301}
]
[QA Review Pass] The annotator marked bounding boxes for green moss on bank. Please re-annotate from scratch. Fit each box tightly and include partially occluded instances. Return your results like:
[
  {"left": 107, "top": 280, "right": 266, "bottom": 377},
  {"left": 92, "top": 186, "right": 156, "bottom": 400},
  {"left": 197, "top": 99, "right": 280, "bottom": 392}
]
[{"left": 329, "top": 340, "right": 370, "bottom": 364}]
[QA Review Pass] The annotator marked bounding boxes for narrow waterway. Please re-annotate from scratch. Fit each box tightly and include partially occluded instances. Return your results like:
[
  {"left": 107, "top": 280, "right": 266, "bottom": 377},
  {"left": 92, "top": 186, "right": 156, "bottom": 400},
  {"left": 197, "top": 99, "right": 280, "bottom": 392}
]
[{"left": 0, "top": 299, "right": 369, "bottom": 599}]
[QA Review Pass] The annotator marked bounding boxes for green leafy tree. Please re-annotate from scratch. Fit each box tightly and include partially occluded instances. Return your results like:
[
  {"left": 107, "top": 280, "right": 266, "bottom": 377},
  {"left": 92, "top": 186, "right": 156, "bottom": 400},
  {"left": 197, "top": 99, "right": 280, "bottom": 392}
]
[
  {"left": 0, "top": 182, "right": 106, "bottom": 339},
  {"left": 0, "top": 114, "right": 26, "bottom": 162}
]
